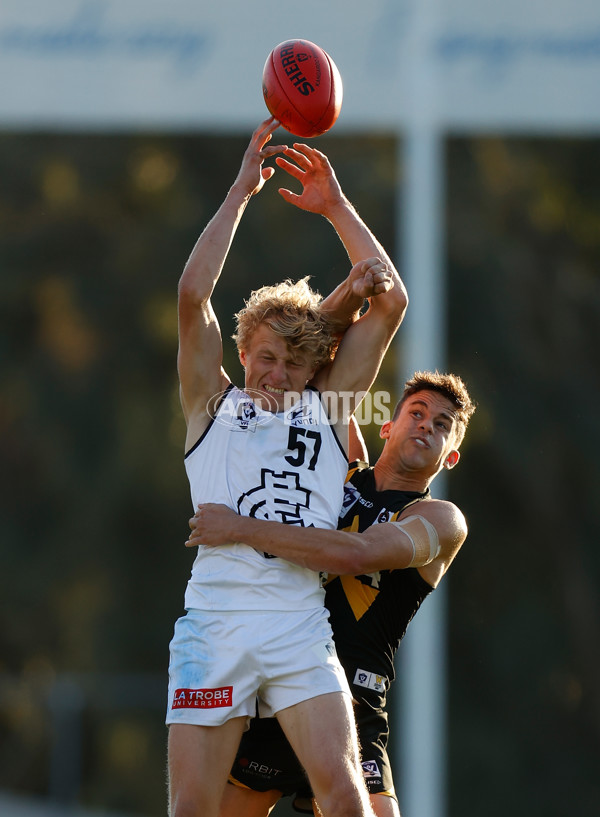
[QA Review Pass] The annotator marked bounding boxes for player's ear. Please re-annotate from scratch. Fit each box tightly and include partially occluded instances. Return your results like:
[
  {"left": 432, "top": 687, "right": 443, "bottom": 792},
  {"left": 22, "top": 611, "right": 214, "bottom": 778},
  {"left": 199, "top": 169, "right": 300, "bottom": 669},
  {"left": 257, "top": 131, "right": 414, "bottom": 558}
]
[
  {"left": 380, "top": 420, "right": 392, "bottom": 440},
  {"left": 443, "top": 449, "right": 460, "bottom": 470},
  {"left": 239, "top": 349, "right": 246, "bottom": 368}
]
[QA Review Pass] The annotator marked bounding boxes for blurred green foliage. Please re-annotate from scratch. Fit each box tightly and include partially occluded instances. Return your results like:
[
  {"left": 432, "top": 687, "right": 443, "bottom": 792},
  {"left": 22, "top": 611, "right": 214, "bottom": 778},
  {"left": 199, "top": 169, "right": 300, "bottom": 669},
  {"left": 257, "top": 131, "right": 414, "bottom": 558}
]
[{"left": 0, "top": 130, "right": 598, "bottom": 815}]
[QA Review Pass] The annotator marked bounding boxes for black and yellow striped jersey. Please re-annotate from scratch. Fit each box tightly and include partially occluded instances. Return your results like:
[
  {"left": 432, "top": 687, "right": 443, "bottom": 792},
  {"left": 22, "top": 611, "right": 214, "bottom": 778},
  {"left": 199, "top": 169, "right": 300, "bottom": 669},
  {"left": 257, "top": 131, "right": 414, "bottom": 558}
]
[{"left": 326, "top": 461, "right": 434, "bottom": 708}]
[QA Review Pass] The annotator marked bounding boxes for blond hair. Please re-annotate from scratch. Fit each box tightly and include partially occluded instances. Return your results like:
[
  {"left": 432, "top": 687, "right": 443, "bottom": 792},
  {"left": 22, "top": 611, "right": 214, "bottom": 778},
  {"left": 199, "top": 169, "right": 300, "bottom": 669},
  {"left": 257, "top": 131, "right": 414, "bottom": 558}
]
[{"left": 233, "top": 277, "right": 339, "bottom": 369}]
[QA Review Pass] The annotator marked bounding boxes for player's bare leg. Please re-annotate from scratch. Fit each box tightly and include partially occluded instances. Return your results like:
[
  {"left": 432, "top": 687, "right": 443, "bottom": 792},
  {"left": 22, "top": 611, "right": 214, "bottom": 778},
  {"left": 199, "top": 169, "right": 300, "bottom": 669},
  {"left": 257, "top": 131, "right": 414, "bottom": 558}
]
[
  {"left": 168, "top": 719, "right": 246, "bottom": 817},
  {"left": 219, "top": 782, "right": 281, "bottom": 817},
  {"left": 277, "top": 692, "right": 375, "bottom": 817},
  {"left": 370, "top": 793, "right": 401, "bottom": 817},
  {"left": 310, "top": 781, "right": 401, "bottom": 816},
  {"left": 312, "top": 794, "right": 401, "bottom": 817}
]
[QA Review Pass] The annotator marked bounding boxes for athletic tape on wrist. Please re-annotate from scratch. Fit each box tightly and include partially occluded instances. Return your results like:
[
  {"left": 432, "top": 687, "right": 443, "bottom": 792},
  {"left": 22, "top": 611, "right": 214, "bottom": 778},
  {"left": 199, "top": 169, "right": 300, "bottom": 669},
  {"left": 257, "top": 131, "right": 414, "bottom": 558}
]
[{"left": 390, "top": 515, "right": 440, "bottom": 566}]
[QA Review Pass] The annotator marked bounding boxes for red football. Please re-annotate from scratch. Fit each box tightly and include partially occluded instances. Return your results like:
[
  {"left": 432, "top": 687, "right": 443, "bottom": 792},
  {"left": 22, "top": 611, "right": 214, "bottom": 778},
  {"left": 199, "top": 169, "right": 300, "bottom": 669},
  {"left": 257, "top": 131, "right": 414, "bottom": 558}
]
[{"left": 262, "top": 39, "right": 343, "bottom": 138}]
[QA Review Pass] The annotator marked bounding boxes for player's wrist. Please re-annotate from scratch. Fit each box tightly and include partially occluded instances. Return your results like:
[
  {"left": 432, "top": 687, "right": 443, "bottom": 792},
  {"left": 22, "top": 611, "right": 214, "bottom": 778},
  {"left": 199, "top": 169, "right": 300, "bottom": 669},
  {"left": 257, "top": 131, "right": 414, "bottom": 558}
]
[
  {"left": 228, "top": 180, "right": 255, "bottom": 205},
  {"left": 322, "top": 194, "right": 352, "bottom": 224}
]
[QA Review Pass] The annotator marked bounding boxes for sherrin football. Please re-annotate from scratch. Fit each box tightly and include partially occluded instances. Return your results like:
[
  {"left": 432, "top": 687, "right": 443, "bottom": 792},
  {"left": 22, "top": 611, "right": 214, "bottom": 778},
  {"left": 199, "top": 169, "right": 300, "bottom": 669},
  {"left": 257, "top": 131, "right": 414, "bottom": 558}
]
[{"left": 262, "top": 39, "right": 343, "bottom": 138}]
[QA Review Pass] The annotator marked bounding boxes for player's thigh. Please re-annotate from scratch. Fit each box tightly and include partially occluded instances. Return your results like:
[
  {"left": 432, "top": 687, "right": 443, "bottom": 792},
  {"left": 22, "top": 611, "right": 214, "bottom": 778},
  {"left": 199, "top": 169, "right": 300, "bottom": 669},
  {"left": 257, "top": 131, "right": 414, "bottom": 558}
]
[
  {"left": 370, "top": 793, "right": 400, "bottom": 817},
  {"left": 276, "top": 692, "right": 360, "bottom": 786},
  {"left": 219, "top": 782, "right": 281, "bottom": 817},
  {"left": 168, "top": 720, "right": 246, "bottom": 815}
]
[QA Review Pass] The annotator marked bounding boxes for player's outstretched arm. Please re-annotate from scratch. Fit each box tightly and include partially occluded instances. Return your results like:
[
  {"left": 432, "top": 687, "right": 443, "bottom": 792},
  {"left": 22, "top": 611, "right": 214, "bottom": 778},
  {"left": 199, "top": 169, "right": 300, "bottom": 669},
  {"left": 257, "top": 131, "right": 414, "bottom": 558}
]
[
  {"left": 186, "top": 499, "right": 466, "bottom": 586},
  {"left": 270, "top": 142, "right": 397, "bottom": 270},
  {"left": 311, "top": 255, "right": 406, "bottom": 423},
  {"left": 267, "top": 143, "right": 407, "bottom": 416},
  {"left": 177, "top": 118, "right": 282, "bottom": 442}
]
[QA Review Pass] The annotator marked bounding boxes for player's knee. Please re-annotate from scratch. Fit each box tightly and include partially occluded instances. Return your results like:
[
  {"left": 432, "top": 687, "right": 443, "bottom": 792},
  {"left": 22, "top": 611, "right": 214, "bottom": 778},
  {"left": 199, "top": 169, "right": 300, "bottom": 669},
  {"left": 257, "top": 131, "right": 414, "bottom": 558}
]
[
  {"left": 314, "top": 768, "right": 371, "bottom": 817},
  {"left": 169, "top": 793, "right": 216, "bottom": 817}
]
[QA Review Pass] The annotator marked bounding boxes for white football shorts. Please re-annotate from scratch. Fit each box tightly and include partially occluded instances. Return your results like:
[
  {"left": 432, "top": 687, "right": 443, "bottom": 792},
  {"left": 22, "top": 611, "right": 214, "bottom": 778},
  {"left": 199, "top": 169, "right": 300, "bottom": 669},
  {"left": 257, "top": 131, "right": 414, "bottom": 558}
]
[{"left": 166, "top": 607, "right": 350, "bottom": 727}]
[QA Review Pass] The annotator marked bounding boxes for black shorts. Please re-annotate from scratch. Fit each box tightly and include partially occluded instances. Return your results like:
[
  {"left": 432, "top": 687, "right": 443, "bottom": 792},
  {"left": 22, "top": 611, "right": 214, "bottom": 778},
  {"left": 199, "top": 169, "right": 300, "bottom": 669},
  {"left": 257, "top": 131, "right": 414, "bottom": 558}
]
[
  {"left": 229, "top": 717, "right": 313, "bottom": 813},
  {"left": 229, "top": 704, "right": 396, "bottom": 808}
]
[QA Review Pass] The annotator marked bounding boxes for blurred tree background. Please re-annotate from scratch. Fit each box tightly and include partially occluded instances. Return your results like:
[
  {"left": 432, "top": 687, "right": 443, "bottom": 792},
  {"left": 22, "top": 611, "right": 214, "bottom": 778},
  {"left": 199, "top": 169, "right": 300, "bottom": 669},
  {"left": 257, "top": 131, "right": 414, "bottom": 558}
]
[{"left": 0, "top": 130, "right": 598, "bottom": 816}]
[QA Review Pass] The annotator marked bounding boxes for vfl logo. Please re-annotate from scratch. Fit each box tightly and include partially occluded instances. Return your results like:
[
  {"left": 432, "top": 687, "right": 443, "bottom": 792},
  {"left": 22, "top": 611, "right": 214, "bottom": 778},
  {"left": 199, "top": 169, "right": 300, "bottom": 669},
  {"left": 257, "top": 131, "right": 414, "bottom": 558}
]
[
  {"left": 353, "top": 668, "right": 386, "bottom": 693},
  {"left": 172, "top": 686, "right": 233, "bottom": 709},
  {"left": 376, "top": 508, "right": 390, "bottom": 524},
  {"left": 340, "top": 483, "right": 360, "bottom": 518},
  {"left": 236, "top": 400, "right": 257, "bottom": 431},
  {"left": 207, "top": 389, "right": 278, "bottom": 431},
  {"left": 361, "top": 760, "right": 382, "bottom": 779}
]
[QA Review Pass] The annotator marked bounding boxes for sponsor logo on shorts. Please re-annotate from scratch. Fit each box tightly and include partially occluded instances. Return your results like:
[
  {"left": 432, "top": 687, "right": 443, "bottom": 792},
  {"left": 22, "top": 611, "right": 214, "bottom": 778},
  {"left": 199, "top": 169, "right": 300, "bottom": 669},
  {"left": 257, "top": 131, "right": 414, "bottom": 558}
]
[
  {"left": 238, "top": 757, "right": 283, "bottom": 779},
  {"left": 362, "top": 759, "right": 382, "bottom": 779},
  {"left": 171, "top": 686, "right": 233, "bottom": 709},
  {"left": 353, "top": 668, "right": 386, "bottom": 693}
]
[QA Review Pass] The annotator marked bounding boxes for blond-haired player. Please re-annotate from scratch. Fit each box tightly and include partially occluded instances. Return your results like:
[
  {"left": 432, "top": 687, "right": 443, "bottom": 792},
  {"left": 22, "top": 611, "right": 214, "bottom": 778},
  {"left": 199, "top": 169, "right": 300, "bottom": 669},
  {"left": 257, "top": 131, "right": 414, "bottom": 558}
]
[{"left": 167, "top": 118, "right": 408, "bottom": 817}]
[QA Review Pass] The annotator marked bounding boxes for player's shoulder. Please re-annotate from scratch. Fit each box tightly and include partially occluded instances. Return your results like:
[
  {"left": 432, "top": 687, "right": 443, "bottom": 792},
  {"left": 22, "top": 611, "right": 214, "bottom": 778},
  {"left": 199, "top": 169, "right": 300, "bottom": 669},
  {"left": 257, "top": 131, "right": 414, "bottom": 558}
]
[
  {"left": 346, "top": 459, "right": 371, "bottom": 479},
  {"left": 400, "top": 497, "right": 466, "bottom": 534}
]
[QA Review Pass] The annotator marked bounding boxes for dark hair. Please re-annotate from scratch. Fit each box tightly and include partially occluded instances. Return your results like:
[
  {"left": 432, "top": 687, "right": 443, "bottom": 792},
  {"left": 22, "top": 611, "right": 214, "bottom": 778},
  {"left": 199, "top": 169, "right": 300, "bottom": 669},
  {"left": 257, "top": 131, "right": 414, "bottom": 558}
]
[{"left": 392, "top": 371, "right": 476, "bottom": 447}]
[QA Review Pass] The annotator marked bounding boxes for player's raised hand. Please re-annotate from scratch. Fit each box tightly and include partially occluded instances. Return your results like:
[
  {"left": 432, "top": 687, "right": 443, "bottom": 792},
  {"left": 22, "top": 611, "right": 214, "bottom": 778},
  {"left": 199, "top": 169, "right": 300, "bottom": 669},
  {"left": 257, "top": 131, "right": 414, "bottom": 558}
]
[
  {"left": 273, "top": 143, "right": 345, "bottom": 216},
  {"left": 234, "top": 117, "right": 284, "bottom": 197}
]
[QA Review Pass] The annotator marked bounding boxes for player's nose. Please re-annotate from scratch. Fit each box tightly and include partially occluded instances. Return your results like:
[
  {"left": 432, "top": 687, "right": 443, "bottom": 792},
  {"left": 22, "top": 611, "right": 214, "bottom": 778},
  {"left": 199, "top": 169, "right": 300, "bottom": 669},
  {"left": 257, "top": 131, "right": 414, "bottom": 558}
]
[
  {"left": 270, "top": 360, "right": 287, "bottom": 383},
  {"left": 418, "top": 414, "right": 433, "bottom": 433}
]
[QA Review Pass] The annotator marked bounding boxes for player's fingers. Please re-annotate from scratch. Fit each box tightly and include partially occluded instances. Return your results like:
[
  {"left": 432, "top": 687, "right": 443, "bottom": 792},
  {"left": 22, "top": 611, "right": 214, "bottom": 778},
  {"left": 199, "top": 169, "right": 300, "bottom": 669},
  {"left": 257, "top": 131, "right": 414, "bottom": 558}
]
[
  {"left": 292, "top": 142, "right": 325, "bottom": 160},
  {"left": 278, "top": 187, "right": 301, "bottom": 206},
  {"left": 275, "top": 156, "right": 305, "bottom": 180},
  {"left": 281, "top": 146, "right": 312, "bottom": 169},
  {"left": 261, "top": 145, "right": 287, "bottom": 157},
  {"left": 362, "top": 256, "right": 383, "bottom": 269},
  {"left": 259, "top": 116, "right": 279, "bottom": 135},
  {"left": 254, "top": 118, "right": 279, "bottom": 149},
  {"left": 185, "top": 529, "right": 198, "bottom": 547},
  {"left": 373, "top": 280, "right": 393, "bottom": 294}
]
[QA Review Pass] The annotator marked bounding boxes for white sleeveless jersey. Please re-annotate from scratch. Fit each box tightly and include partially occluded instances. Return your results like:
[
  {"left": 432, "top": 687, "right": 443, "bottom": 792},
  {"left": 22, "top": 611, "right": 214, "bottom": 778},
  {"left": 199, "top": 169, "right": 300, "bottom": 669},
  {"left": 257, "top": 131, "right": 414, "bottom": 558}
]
[{"left": 183, "top": 385, "right": 347, "bottom": 612}]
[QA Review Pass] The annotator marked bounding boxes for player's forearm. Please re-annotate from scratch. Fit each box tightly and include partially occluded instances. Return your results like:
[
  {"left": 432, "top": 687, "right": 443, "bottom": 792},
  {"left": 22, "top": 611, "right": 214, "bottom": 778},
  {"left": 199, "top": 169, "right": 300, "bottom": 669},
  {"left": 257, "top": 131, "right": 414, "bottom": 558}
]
[
  {"left": 227, "top": 515, "right": 364, "bottom": 574},
  {"left": 319, "top": 276, "right": 364, "bottom": 332},
  {"left": 178, "top": 183, "right": 251, "bottom": 305},
  {"left": 327, "top": 202, "right": 407, "bottom": 320},
  {"left": 326, "top": 198, "right": 393, "bottom": 268}
]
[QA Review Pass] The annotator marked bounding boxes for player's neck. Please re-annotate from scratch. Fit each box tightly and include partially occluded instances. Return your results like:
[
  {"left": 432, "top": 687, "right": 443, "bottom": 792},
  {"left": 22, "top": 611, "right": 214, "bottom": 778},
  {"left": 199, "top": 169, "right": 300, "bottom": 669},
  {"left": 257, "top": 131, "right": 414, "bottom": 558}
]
[{"left": 372, "top": 458, "right": 431, "bottom": 494}]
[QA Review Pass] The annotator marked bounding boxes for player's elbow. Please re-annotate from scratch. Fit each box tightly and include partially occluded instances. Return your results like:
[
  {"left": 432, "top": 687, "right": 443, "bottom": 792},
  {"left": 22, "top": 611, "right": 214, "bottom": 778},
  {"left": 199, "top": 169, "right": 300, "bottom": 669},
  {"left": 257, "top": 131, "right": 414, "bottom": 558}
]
[
  {"left": 178, "top": 264, "right": 214, "bottom": 307},
  {"left": 373, "top": 276, "right": 408, "bottom": 322},
  {"left": 389, "top": 279, "right": 408, "bottom": 316}
]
